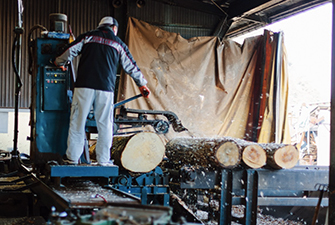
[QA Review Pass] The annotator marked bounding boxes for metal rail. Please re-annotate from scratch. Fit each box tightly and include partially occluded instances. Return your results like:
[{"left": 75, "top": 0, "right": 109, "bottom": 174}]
[{"left": 17, "top": 165, "right": 71, "bottom": 211}]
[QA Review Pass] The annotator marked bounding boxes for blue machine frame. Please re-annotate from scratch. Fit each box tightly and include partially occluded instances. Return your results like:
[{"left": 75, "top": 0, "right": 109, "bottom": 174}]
[
  {"left": 30, "top": 37, "right": 71, "bottom": 164},
  {"left": 30, "top": 35, "right": 170, "bottom": 208}
]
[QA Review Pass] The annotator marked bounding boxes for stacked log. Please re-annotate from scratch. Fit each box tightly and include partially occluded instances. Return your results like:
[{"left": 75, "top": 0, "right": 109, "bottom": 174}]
[
  {"left": 260, "top": 143, "right": 299, "bottom": 169},
  {"left": 165, "top": 137, "right": 242, "bottom": 169},
  {"left": 90, "top": 134, "right": 299, "bottom": 171},
  {"left": 165, "top": 137, "right": 299, "bottom": 169},
  {"left": 90, "top": 132, "right": 165, "bottom": 173}
]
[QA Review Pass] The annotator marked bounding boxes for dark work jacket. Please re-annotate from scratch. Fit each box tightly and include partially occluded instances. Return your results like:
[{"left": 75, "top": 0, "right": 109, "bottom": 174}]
[{"left": 55, "top": 26, "right": 147, "bottom": 92}]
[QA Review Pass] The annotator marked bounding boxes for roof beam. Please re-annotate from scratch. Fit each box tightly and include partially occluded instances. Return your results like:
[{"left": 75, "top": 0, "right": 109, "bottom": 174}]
[
  {"left": 150, "top": 0, "right": 226, "bottom": 16},
  {"left": 227, "top": 0, "right": 284, "bottom": 19}
]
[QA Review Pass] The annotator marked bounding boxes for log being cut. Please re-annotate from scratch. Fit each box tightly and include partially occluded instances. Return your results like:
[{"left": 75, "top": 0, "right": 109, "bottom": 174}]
[
  {"left": 90, "top": 132, "right": 166, "bottom": 173},
  {"left": 165, "top": 137, "right": 242, "bottom": 169}
]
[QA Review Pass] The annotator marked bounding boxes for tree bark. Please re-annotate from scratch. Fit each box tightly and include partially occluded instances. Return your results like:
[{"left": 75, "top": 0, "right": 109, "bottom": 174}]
[
  {"left": 90, "top": 132, "right": 165, "bottom": 173},
  {"left": 165, "top": 137, "right": 242, "bottom": 169},
  {"left": 165, "top": 137, "right": 298, "bottom": 170}
]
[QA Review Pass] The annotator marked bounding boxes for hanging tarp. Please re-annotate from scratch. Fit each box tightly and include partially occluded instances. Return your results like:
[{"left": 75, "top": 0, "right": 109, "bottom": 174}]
[
  {"left": 118, "top": 17, "right": 290, "bottom": 144},
  {"left": 256, "top": 31, "right": 291, "bottom": 144}
]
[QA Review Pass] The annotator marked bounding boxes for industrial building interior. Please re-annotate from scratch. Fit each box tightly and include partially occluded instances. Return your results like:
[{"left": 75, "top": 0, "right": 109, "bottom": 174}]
[{"left": 0, "top": 0, "right": 334, "bottom": 224}]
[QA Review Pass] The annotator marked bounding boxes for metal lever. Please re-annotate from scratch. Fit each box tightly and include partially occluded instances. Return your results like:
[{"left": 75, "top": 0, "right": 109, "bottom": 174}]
[
  {"left": 312, "top": 183, "right": 328, "bottom": 225},
  {"left": 114, "top": 94, "right": 143, "bottom": 108}
]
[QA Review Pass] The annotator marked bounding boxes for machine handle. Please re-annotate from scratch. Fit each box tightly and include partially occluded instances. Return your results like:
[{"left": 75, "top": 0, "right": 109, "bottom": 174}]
[{"left": 114, "top": 94, "right": 143, "bottom": 108}]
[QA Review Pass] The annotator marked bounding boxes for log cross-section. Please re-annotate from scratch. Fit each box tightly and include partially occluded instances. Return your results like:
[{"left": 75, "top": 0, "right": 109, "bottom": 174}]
[
  {"left": 90, "top": 132, "right": 166, "bottom": 173},
  {"left": 242, "top": 144, "right": 267, "bottom": 169},
  {"left": 260, "top": 143, "right": 299, "bottom": 169},
  {"left": 233, "top": 138, "right": 267, "bottom": 169}
]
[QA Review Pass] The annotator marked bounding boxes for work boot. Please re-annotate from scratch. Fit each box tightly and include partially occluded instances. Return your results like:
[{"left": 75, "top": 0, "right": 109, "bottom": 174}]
[
  {"left": 98, "top": 160, "right": 114, "bottom": 166},
  {"left": 62, "top": 155, "right": 77, "bottom": 165}
]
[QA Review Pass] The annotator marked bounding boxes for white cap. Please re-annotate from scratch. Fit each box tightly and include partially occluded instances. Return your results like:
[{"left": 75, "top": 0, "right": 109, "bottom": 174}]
[{"left": 98, "top": 16, "right": 119, "bottom": 28}]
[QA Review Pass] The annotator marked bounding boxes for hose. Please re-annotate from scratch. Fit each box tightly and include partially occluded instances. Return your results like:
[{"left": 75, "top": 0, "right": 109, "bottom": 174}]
[
  {"left": 12, "top": 36, "right": 22, "bottom": 88},
  {"left": 10, "top": 24, "right": 48, "bottom": 168},
  {"left": 27, "top": 25, "right": 48, "bottom": 75}
]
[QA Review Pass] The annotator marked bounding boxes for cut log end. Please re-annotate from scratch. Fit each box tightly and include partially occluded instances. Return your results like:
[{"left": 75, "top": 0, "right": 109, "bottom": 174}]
[
  {"left": 273, "top": 145, "right": 299, "bottom": 169},
  {"left": 120, "top": 132, "right": 165, "bottom": 173},
  {"left": 215, "top": 141, "right": 241, "bottom": 168},
  {"left": 242, "top": 145, "right": 267, "bottom": 169}
]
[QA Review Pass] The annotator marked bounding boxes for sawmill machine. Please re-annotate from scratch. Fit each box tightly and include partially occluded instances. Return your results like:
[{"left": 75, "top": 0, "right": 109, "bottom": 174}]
[
  {"left": 0, "top": 12, "right": 193, "bottom": 223},
  {"left": 22, "top": 12, "right": 188, "bottom": 210},
  {"left": 28, "top": 13, "right": 186, "bottom": 169}
]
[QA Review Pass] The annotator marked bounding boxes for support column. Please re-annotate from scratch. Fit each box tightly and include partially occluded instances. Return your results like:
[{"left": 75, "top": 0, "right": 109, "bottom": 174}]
[
  {"left": 245, "top": 170, "right": 258, "bottom": 225},
  {"left": 329, "top": 1, "right": 335, "bottom": 223},
  {"left": 219, "top": 169, "right": 232, "bottom": 225}
]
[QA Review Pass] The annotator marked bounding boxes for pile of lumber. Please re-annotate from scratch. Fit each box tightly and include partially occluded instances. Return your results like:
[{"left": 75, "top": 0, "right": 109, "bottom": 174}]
[{"left": 165, "top": 137, "right": 299, "bottom": 169}]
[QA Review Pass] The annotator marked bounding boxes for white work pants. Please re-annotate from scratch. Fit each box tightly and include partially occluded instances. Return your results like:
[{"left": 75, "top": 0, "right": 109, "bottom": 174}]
[{"left": 66, "top": 88, "right": 114, "bottom": 163}]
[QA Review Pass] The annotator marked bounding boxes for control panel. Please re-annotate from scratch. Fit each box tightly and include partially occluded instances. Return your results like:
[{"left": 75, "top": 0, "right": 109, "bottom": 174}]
[{"left": 43, "top": 66, "right": 70, "bottom": 111}]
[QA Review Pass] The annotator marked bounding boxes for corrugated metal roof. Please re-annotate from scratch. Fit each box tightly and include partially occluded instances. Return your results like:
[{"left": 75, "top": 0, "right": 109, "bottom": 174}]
[
  {"left": 0, "top": 0, "right": 114, "bottom": 108},
  {"left": 1, "top": 0, "right": 331, "bottom": 108},
  {"left": 0, "top": 0, "right": 16, "bottom": 107},
  {"left": 127, "top": 0, "right": 220, "bottom": 39},
  {"left": 1, "top": 0, "right": 221, "bottom": 108}
]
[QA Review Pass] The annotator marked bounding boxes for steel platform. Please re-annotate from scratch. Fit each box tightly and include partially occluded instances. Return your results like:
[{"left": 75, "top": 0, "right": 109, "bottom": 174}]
[{"left": 50, "top": 164, "right": 119, "bottom": 178}]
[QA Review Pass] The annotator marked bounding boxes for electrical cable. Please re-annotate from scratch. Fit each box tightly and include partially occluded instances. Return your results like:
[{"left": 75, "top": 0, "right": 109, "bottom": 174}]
[
  {"left": 94, "top": 194, "right": 108, "bottom": 203},
  {"left": 27, "top": 25, "right": 48, "bottom": 75},
  {"left": 14, "top": 24, "right": 48, "bottom": 167},
  {"left": 215, "top": 17, "right": 228, "bottom": 39},
  {"left": 11, "top": 28, "right": 24, "bottom": 170},
  {"left": 12, "top": 36, "right": 22, "bottom": 88},
  {"left": 210, "top": 0, "right": 229, "bottom": 38}
]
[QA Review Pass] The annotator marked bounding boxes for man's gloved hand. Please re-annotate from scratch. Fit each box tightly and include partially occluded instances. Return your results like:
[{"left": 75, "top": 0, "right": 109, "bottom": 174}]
[
  {"left": 139, "top": 85, "right": 150, "bottom": 98},
  {"left": 51, "top": 58, "right": 67, "bottom": 71},
  {"left": 58, "top": 65, "right": 67, "bottom": 71}
]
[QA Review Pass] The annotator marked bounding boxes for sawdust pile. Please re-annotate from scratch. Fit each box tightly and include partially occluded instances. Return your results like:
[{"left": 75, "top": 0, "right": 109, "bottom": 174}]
[
  {"left": 194, "top": 205, "right": 305, "bottom": 225},
  {"left": 174, "top": 191, "right": 305, "bottom": 225}
]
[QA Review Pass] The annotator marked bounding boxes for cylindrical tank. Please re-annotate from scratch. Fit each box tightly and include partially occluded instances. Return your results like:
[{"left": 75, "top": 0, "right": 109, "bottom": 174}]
[{"left": 49, "top": 13, "right": 68, "bottom": 33}]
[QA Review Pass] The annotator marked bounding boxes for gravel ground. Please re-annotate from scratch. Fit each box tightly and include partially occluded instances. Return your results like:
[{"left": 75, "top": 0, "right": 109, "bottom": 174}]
[
  {"left": 232, "top": 206, "right": 305, "bottom": 225},
  {"left": 0, "top": 217, "right": 46, "bottom": 225}
]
